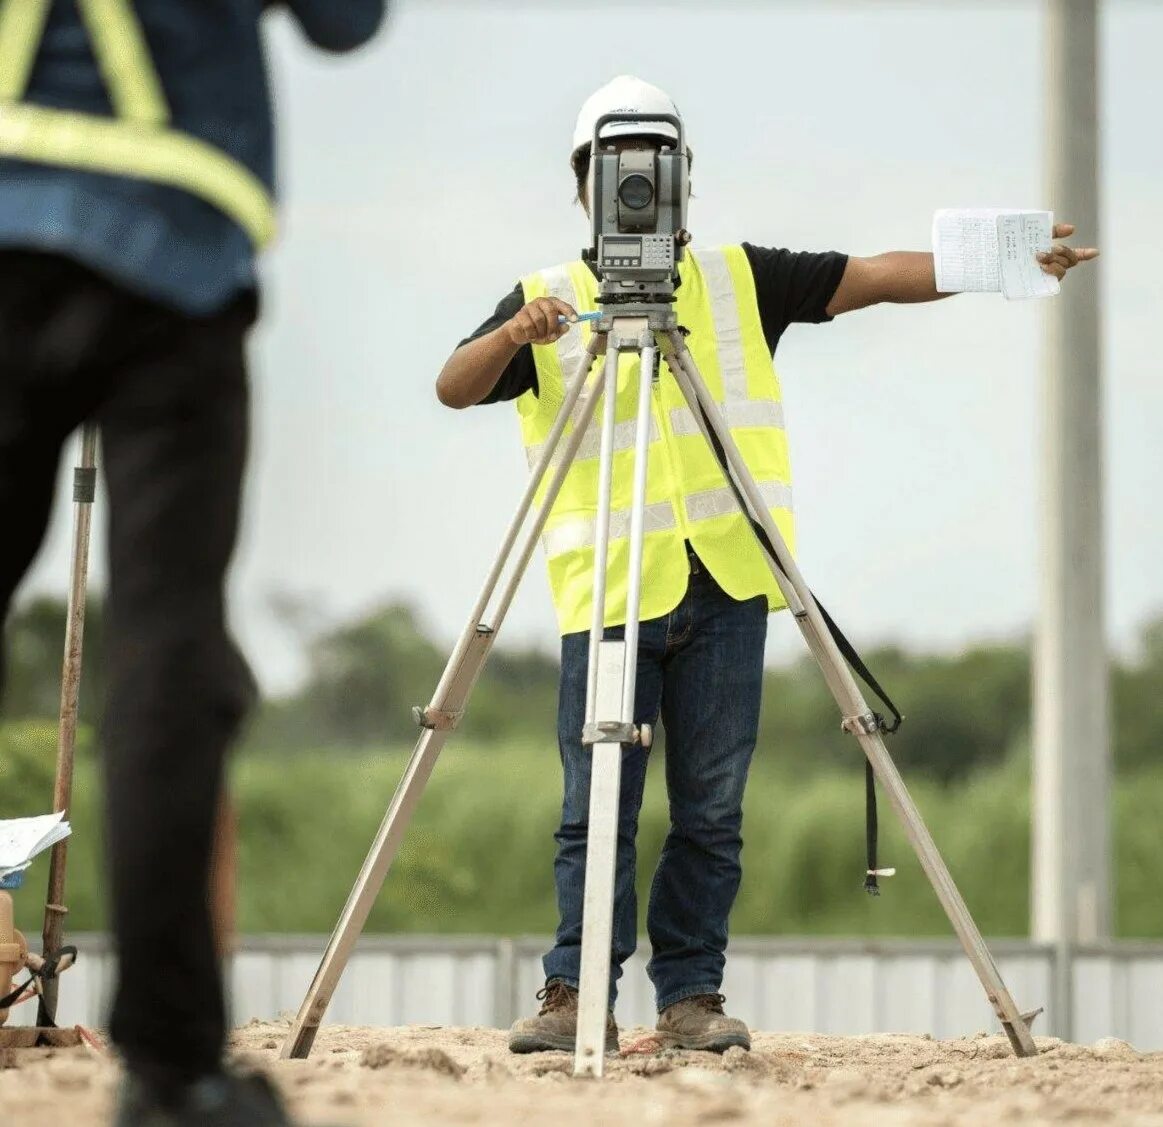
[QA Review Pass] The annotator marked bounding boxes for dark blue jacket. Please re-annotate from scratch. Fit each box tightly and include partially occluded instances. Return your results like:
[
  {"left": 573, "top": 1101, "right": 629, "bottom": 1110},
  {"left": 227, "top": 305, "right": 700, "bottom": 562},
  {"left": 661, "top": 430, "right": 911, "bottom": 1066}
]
[{"left": 0, "top": 1, "right": 385, "bottom": 313}]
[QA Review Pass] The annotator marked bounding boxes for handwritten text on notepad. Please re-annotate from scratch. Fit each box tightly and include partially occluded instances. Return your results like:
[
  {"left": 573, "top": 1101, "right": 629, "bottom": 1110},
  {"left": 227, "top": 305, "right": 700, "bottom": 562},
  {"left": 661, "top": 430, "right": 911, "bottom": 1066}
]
[{"left": 932, "top": 209, "right": 1059, "bottom": 301}]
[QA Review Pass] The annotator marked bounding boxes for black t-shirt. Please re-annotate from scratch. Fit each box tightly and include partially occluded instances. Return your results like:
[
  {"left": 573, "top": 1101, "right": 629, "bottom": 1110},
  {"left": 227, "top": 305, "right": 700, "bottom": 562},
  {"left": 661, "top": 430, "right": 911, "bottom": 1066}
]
[{"left": 459, "top": 244, "right": 848, "bottom": 404}]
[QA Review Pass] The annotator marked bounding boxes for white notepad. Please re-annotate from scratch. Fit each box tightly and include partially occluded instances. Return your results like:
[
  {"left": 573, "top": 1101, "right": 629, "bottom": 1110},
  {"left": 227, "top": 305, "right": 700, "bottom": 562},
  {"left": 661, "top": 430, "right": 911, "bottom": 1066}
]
[
  {"left": 0, "top": 812, "right": 71, "bottom": 879},
  {"left": 932, "top": 208, "right": 1059, "bottom": 301}
]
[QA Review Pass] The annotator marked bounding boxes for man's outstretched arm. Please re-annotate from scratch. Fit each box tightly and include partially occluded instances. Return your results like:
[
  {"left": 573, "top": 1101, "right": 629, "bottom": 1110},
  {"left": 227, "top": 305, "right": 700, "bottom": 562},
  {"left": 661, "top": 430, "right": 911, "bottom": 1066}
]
[{"left": 825, "top": 222, "right": 1099, "bottom": 316}]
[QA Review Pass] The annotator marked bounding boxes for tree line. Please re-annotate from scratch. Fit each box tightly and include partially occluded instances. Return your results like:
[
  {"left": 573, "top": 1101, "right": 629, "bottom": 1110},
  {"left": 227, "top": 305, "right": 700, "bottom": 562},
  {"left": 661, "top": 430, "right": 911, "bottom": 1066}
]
[{"left": 4, "top": 594, "right": 1161, "bottom": 782}]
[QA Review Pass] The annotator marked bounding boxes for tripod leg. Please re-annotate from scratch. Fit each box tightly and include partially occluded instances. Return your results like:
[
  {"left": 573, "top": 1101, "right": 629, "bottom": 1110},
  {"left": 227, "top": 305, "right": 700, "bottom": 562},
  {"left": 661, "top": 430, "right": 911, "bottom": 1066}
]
[
  {"left": 575, "top": 347, "right": 622, "bottom": 1076},
  {"left": 37, "top": 422, "right": 98, "bottom": 1028},
  {"left": 582, "top": 348, "right": 621, "bottom": 730},
  {"left": 282, "top": 336, "right": 606, "bottom": 1060},
  {"left": 664, "top": 333, "right": 1038, "bottom": 1057},
  {"left": 576, "top": 329, "right": 656, "bottom": 1077},
  {"left": 426, "top": 333, "right": 605, "bottom": 717},
  {"left": 574, "top": 643, "right": 624, "bottom": 1075}
]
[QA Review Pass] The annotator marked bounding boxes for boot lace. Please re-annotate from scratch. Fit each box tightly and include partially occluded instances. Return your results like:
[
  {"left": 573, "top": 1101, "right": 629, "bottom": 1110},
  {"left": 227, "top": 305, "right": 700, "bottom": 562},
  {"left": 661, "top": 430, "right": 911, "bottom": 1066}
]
[{"left": 535, "top": 981, "right": 576, "bottom": 1015}]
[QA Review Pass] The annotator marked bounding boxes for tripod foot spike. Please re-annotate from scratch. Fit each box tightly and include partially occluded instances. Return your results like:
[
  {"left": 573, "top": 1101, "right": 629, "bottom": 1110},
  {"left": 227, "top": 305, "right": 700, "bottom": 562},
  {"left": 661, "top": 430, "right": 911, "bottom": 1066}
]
[{"left": 998, "top": 1008, "right": 1042, "bottom": 1057}]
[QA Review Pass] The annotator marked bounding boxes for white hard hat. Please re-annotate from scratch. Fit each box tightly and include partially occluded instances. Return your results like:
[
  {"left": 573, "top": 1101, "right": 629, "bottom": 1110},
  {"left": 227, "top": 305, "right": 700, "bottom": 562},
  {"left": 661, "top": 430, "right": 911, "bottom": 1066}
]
[{"left": 570, "top": 75, "right": 683, "bottom": 163}]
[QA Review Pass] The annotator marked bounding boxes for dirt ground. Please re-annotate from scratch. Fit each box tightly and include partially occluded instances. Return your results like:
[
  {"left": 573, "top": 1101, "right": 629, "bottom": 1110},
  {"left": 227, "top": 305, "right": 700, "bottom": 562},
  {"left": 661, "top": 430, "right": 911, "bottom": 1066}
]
[{"left": 3, "top": 1020, "right": 1162, "bottom": 1126}]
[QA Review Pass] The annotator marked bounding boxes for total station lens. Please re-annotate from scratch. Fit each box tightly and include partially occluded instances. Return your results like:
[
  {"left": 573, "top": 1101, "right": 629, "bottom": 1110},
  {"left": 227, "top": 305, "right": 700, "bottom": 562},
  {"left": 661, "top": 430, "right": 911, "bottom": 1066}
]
[{"left": 618, "top": 173, "right": 655, "bottom": 210}]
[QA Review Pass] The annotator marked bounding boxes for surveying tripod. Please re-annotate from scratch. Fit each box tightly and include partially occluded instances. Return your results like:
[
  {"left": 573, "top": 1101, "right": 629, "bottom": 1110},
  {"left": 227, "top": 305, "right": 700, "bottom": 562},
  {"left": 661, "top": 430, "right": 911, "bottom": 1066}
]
[{"left": 281, "top": 293, "right": 1041, "bottom": 1075}]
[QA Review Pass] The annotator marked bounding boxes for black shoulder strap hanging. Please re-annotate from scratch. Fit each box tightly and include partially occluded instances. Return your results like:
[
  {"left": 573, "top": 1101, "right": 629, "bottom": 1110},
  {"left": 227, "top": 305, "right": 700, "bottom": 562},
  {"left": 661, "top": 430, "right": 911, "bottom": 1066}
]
[
  {"left": 689, "top": 396, "right": 904, "bottom": 895},
  {"left": 812, "top": 597, "right": 902, "bottom": 734},
  {"left": 864, "top": 758, "right": 880, "bottom": 894},
  {"left": 809, "top": 597, "right": 902, "bottom": 894}
]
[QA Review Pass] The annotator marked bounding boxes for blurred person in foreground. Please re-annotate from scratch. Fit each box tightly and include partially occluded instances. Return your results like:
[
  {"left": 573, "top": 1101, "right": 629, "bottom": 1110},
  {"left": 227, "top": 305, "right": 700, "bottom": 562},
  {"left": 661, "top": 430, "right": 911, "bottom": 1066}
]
[
  {"left": 435, "top": 75, "right": 1097, "bottom": 1056},
  {"left": 0, "top": 1, "right": 386, "bottom": 1123}
]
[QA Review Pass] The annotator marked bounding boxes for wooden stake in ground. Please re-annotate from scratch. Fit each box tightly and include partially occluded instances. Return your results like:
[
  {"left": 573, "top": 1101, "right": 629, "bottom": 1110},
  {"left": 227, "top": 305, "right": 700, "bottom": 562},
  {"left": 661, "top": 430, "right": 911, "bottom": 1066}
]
[
  {"left": 37, "top": 424, "right": 98, "bottom": 1028},
  {"left": 33, "top": 421, "right": 237, "bottom": 1025}
]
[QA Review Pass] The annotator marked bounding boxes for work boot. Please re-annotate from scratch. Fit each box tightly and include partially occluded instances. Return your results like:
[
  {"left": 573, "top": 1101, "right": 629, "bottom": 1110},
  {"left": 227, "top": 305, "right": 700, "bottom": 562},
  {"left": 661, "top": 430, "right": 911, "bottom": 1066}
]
[
  {"left": 656, "top": 992, "right": 751, "bottom": 1052},
  {"left": 508, "top": 980, "right": 619, "bottom": 1053},
  {"left": 113, "top": 1069, "right": 304, "bottom": 1126}
]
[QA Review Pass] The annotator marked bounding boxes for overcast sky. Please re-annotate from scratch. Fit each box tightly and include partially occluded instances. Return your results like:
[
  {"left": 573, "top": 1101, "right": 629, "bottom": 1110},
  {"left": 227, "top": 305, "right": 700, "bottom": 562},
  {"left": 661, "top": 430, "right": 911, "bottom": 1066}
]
[{"left": 20, "top": 0, "right": 1163, "bottom": 693}]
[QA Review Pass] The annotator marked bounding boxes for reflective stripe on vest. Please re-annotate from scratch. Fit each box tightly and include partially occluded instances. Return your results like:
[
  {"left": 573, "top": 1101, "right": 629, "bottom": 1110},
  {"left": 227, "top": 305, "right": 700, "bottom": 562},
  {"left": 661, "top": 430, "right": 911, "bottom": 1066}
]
[
  {"left": 543, "top": 479, "right": 793, "bottom": 560},
  {"left": 669, "top": 396, "right": 785, "bottom": 437},
  {"left": 685, "top": 478, "right": 793, "bottom": 524},
  {"left": 544, "top": 500, "right": 678, "bottom": 558},
  {"left": 527, "top": 415, "right": 660, "bottom": 469},
  {"left": 521, "top": 245, "right": 795, "bottom": 634},
  {"left": 0, "top": 0, "right": 276, "bottom": 248}
]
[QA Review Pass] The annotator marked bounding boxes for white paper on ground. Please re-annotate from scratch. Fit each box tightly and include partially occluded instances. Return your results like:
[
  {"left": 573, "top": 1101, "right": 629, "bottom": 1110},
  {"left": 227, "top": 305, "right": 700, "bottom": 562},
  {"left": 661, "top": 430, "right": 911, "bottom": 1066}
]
[
  {"left": 0, "top": 811, "right": 71, "bottom": 876},
  {"left": 932, "top": 208, "right": 1058, "bottom": 300}
]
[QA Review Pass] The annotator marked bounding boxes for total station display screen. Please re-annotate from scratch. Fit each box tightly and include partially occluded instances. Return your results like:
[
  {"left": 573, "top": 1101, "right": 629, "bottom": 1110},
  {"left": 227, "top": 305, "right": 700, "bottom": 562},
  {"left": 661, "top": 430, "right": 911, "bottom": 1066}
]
[{"left": 603, "top": 238, "right": 641, "bottom": 263}]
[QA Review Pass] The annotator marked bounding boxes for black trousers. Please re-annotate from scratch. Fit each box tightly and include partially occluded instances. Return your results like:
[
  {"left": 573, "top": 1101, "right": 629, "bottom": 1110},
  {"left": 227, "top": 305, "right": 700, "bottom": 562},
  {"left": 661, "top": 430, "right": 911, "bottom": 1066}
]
[{"left": 0, "top": 251, "right": 256, "bottom": 1081}]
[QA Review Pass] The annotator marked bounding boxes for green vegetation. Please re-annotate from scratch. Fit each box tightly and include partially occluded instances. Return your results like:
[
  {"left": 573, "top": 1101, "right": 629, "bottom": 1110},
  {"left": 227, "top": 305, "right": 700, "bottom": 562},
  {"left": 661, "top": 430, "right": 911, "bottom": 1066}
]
[
  {"left": 2, "top": 725, "right": 1162, "bottom": 939},
  {"left": 2, "top": 597, "right": 1161, "bottom": 937}
]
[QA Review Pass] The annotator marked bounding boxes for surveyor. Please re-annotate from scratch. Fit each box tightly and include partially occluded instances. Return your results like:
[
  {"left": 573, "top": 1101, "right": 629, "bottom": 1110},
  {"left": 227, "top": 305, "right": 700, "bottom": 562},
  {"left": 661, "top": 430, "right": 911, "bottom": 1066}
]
[
  {"left": 0, "top": 2, "right": 386, "bottom": 1122},
  {"left": 435, "top": 75, "right": 1097, "bottom": 1055}
]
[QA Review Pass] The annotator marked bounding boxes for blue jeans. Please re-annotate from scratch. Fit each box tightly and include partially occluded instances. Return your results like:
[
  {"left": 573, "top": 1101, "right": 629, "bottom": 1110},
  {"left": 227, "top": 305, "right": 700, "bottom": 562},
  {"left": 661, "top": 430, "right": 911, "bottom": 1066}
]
[{"left": 542, "top": 548, "right": 768, "bottom": 1012}]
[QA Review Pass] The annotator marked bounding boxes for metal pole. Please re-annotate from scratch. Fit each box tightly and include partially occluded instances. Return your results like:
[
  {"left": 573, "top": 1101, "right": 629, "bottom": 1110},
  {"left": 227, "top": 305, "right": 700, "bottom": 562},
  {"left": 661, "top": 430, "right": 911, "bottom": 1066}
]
[
  {"left": 37, "top": 422, "right": 98, "bottom": 1026},
  {"left": 1032, "top": 0, "right": 1109, "bottom": 1038}
]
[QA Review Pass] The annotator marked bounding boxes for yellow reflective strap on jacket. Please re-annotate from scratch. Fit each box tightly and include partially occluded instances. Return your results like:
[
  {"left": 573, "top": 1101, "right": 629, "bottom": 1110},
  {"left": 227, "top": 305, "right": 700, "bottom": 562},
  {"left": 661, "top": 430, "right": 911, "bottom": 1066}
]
[
  {"left": 0, "top": 104, "right": 277, "bottom": 247},
  {"left": 0, "top": 0, "right": 51, "bottom": 101},
  {"left": 0, "top": 0, "right": 276, "bottom": 248},
  {"left": 79, "top": 0, "right": 168, "bottom": 126}
]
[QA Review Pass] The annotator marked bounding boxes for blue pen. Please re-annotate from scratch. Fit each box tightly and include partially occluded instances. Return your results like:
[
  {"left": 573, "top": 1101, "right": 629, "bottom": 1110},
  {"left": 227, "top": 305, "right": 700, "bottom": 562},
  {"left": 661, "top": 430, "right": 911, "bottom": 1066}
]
[{"left": 557, "top": 311, "right": 603, "bottom": 324}]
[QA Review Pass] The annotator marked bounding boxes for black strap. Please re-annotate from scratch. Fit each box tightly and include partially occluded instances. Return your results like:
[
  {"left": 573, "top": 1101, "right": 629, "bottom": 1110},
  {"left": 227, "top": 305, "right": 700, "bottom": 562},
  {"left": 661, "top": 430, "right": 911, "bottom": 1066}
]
[
  {"left": 811, "top": 596, "right": 903, "bottom": 895},
  {"left": 864, "top": 760, "right": 880, "bottom": 895},
  {"left": 686, "top": 394, "right": 902, "bottom": 895},
  {"left": 0, "top": 975, "right": 33, "bottom": 1012},
  {"left": 794, "top": 579, "right": 901, "bottom": 895},
  {"left": 812, "top": 597, "right": 902, "bottom": 734},
  {"left": 0, "top": 946, "right": 78, "bottom": 1020},
  {"left": 40, "top": 945, "right": 77, "bottom": 983}
]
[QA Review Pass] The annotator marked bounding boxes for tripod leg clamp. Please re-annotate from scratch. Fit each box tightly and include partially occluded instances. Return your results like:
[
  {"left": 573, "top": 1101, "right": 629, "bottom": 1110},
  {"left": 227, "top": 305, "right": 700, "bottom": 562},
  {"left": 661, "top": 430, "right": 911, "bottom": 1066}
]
[
  {"left": 841, "top": 712, "right": 881, "bottom": 736},
  {"left": 582, "top": 721, "right": 638, "bottom": 746},
  {"left": 412, "top": 706, "right": 459, "bottom": 731}
]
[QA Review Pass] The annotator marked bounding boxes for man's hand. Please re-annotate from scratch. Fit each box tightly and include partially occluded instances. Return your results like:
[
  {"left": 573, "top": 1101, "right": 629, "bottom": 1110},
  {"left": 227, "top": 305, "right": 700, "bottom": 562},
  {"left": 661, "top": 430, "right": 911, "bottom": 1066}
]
[
  {"left": 1037, "top": 222, "right": 1099, "bottom": 280},
  {"left": 505, "top": 297, "right": 577, "bottom": 346}
]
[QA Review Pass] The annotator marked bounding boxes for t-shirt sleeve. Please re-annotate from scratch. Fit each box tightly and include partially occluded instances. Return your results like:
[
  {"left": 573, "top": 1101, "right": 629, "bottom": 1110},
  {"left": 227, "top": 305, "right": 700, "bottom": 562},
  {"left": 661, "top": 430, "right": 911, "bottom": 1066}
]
[
  {"left": 741, "top": 244, "right": 849, "bottom": 354},
  {"left": 457, "top": 284, "right": 539, "bottom": 404}
]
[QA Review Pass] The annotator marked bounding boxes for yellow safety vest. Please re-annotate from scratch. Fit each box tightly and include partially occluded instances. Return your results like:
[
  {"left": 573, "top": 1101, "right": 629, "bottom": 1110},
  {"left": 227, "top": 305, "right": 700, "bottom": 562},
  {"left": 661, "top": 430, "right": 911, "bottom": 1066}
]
[
  {"left": 520, "top": 245, "right": 796, "bottom": 635},
  {"left": 0, "top": 0, "right": 276, "bottom": 248}
]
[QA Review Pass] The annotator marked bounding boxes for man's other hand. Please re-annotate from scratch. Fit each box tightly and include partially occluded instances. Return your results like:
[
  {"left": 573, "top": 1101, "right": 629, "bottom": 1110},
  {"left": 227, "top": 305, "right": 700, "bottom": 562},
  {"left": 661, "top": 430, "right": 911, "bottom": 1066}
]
[
  {"left": 1037, "top": 222, "right": 1100, "bottom": 281},
  {"left": 506, "top": 298, "right": 577, "bottom": 346}
]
